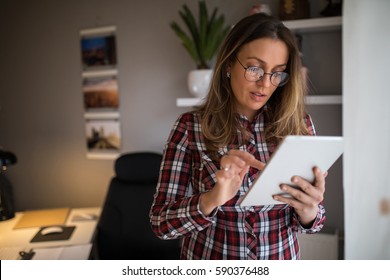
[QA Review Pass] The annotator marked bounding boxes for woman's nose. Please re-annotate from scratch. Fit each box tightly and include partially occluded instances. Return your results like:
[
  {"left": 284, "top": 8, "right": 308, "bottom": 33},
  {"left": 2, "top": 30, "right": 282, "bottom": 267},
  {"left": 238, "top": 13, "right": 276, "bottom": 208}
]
[{"left": 256, "top": 74, "right": 272, "bottom": 87}]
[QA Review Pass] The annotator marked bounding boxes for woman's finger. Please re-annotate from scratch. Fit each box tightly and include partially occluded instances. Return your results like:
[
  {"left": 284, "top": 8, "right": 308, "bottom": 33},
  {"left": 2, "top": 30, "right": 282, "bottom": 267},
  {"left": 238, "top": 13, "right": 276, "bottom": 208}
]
[
  {"left": 227, "top": 150, "right": 265, "bottom": 170},
  {"left": 313, "top": 167, "right": 326, "bottom": 190}
]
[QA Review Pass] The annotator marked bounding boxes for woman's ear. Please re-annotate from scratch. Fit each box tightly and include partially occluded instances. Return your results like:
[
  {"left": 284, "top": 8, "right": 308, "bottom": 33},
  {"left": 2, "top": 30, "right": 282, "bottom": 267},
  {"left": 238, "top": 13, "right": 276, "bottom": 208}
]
[
  {"left": 226, "top": 63, "right": 231, "bottom": 72},
  {"left": 226, "top": 65, "right": 231, "bottom": 78}
]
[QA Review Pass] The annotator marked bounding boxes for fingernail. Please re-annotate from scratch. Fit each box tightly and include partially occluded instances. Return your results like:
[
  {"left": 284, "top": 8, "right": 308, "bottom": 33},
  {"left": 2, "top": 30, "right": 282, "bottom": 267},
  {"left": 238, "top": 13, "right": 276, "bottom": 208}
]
[{"left": 273, "top": 195, "right": 279, "bottom": 201}]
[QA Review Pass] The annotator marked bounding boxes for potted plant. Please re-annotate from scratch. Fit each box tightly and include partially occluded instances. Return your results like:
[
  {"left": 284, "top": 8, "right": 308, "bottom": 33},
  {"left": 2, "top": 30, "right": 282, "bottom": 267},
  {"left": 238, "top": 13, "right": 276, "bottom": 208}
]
[{"left": 170, "top": 1, "right": 230, "bottom": 97}]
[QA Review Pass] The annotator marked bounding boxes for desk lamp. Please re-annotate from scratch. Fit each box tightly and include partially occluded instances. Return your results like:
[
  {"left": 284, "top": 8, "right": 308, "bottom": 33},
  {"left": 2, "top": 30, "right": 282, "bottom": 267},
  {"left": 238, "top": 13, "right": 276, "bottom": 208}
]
[{"left": 0, "top": 149, "right": 17, "bottom": 221}]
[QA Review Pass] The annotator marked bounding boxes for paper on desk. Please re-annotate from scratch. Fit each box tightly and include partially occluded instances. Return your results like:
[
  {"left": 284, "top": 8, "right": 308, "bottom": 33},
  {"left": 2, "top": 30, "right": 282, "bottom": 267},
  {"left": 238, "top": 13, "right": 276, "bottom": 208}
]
[
  {"left": 0, "top": 247, "right": 27, "bottom": 260},
  {"left": 71, "top": 213, "right": 98, "bottom": 222},
  {"left": 13, "top": 208, "right": 70, "bottom": 229},
  {"left": 32, "top": 244, "right": 92, "bottom": 260}
]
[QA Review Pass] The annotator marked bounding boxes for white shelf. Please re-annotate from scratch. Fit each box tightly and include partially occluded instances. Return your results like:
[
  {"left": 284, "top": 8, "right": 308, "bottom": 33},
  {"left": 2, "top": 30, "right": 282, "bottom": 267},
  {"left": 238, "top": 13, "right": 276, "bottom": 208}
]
[
  {"left": 176, "top": 97, "right": 204, "bottom": 107},
  {"left": 283, "top": 16, "right": 342, "bottom": 33},
  {"left": 305, "top": 95, "right": 342, "bottom": 105},
  {"left": 176, "top": 95, "right": 342, "bottom": 107}
]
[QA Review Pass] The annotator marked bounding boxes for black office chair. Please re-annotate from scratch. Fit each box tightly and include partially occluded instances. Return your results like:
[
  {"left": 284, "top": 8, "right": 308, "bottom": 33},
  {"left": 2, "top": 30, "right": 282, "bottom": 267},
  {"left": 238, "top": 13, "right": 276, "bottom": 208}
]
[{"left": 92, "top": 152, "right": 180, "bottom": 260}]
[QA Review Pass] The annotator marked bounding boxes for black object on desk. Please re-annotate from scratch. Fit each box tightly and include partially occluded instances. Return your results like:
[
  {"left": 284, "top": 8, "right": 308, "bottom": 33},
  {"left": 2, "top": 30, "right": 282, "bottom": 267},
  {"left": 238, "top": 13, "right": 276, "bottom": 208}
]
[
  {"left": 30, "top": 226, "right": 76, "bottom": 243},
  {"left": 19, "top": 249, "right": 35, "bottom": 260}
]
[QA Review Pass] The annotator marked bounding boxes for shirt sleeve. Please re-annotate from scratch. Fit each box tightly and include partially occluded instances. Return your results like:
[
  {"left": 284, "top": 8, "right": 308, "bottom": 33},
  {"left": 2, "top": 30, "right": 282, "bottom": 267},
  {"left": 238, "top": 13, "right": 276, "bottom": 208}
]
[
  {"left": 293, "top": 203, "right": 326, "bottom": 233},
  {"left": 149, "top": 114, "right": 215, "bottom": 240},
  {"left": 304, "top": 113, "right": 316, "bottom": 136}
]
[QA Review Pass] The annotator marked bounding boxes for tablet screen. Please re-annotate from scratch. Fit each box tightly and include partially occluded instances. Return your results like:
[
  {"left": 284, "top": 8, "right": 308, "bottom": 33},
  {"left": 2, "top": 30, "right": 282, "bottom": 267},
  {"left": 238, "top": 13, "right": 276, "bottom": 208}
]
[{"left": 239, "top": 136, "right": 344, "bottom": 207}]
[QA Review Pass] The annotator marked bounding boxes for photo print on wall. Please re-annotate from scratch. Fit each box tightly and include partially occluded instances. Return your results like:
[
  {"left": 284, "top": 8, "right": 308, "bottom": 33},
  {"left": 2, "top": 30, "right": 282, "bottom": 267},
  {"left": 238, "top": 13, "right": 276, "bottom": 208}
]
[{"left": 80, "top": 26, "right": 121, "bottom": 160}]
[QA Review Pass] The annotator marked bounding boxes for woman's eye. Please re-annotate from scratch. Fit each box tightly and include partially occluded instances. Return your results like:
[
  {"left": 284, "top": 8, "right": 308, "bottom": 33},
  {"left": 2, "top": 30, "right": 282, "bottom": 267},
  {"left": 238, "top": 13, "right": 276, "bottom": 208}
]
[{"left": 248, "top": 67, "right": 264, "bottom": 75}]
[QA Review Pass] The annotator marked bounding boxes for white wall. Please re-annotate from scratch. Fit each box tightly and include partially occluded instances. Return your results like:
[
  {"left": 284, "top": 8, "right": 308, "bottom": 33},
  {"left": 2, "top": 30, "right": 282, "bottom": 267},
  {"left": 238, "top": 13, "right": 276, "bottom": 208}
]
[
  {"left": 0, "top": 0, "right": 272, "bottom": 210},
  {"left": 0, "top": 0, "right": 344, "bottom": 241},
  {"left": 343, "top": 0, "right": 390, "bottom": 259}
]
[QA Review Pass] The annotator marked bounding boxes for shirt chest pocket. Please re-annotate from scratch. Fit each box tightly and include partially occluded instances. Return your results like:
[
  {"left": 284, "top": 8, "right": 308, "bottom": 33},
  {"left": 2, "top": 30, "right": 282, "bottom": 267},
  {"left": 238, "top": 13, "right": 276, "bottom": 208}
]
[{"left": 192, "top": 153, "right": 218, "bottom": 192}]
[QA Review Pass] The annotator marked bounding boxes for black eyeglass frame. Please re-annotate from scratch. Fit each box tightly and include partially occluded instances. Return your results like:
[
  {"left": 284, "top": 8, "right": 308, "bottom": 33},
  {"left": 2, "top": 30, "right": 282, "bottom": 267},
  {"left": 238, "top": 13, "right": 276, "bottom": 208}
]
[{"left": 235, "top": 57, "right": 290, "bottom": 87}]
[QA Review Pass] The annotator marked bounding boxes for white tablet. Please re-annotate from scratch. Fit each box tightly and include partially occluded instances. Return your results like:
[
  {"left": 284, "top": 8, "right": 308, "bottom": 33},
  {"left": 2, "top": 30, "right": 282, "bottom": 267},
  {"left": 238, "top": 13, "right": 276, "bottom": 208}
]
[{"left": 239, "top": 136, "right": 344, "bottom": 207}]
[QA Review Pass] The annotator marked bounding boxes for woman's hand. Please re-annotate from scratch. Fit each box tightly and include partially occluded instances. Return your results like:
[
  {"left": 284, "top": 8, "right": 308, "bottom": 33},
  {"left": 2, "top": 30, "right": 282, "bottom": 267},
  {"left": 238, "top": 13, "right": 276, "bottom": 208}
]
[
  {"left": 200, "top": 150, "right": 265, "bottom": 216},
  {"left": 273, "top": 167, "right": 328, "bottom": 227}
]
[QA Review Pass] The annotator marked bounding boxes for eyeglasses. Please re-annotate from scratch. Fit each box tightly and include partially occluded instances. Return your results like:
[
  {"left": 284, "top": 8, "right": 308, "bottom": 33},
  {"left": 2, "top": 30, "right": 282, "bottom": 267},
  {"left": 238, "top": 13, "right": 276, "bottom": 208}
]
[{"left": 235, "top": 57, "right": 289, "bottom": 87}]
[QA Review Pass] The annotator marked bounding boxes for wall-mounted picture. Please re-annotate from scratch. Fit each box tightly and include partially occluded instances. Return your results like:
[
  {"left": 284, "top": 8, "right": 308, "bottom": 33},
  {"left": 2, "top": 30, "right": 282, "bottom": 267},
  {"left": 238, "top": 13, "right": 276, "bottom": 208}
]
[
  {"left": 83, "top": 76, "right": 119, "bottom": 110},
  {"left": 81, "top": 26, "right": 120, "bottom": 159},
  {"left": 85, "top": 118, "right": 121, "bottom": 151},
  {"left": 81, "top": 32, "right": 117, "bottom": 70}
]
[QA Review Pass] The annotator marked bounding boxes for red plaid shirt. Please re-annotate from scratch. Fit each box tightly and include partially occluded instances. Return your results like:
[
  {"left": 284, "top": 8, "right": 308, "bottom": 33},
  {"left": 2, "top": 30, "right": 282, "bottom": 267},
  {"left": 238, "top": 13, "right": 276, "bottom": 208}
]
[{"left": 150, "top": 111, "right": 325, "bottom": 259}]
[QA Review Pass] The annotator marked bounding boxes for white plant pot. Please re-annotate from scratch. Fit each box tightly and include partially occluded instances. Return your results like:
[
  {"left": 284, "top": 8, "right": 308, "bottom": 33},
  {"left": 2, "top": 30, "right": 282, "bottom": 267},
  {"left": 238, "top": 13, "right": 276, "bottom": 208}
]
[{"left": 187, "top": 69, "right": 213, "bottom": 98}]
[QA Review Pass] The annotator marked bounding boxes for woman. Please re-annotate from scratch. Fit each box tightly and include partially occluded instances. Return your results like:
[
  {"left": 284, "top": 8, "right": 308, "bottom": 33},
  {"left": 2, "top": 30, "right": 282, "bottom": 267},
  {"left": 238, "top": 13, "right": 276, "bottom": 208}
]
[{"left": 150, "top": 13, "right": 326, "bottom": 260}]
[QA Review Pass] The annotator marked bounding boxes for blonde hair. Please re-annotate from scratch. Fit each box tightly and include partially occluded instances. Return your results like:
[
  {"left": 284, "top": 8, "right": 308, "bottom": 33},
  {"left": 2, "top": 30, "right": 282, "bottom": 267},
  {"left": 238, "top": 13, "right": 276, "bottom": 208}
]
[{"left": 196, "top": 13, "right": 310, "bottom": 158}]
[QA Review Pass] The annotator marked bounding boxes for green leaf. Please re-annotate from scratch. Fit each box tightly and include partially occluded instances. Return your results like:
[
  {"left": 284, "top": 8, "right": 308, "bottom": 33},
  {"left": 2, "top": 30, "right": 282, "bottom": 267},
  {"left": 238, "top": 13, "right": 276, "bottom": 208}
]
[
  {"left": 170, "top": 1, "right": 229, "bottom": 69},
  {"left": 204, "top": 15, "right": 226, "bottom": 61},
  {"left": 180, "top": 5, "right": 199, "bottom": 55},
  {"left": 170, "top": 22, "right": 200, "bottom": 64},
  {"left": 198, "top": 1, "right": 208, "bottom": 66}
]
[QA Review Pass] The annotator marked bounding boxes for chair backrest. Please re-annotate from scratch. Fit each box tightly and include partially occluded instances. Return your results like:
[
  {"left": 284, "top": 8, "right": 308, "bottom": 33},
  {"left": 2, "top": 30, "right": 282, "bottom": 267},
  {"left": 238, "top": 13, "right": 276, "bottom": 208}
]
[{"left": 93, "top": 152, "right": 180, "bottom": 259}]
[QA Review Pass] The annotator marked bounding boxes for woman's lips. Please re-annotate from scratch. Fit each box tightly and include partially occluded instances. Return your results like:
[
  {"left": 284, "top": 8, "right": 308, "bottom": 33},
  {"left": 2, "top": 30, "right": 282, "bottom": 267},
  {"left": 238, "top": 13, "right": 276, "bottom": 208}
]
[
  {"left": 250, "top": 91, "right": 267, "bottom": 101},
  {"left": 252, "top": 92, "right": 266, "bottom": 97}
]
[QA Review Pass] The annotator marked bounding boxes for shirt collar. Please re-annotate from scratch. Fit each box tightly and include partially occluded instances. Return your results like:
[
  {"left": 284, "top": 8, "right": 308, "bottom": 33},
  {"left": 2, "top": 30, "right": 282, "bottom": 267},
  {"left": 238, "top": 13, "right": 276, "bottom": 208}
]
[{"left": 238, "top": 106, "right": 266, "bottom": 125}]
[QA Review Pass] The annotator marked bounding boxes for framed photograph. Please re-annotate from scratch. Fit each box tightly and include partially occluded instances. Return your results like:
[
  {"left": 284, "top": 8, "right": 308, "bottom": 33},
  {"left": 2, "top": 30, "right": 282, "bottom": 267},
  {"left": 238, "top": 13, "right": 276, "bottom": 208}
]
[
  {"left": 80, "top": 26, "right": 117, "bottom": 71},
  {"left": 85, "top": 117, "right": 121, "bottom": 153},
  {"left": 83, "top": 75, "right": 119, "bottom": 110}
]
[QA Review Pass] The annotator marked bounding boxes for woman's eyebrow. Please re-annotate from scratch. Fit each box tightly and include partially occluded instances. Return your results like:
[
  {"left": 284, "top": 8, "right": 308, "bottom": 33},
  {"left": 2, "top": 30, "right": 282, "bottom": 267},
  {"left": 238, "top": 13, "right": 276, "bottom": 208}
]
[{"left": 246, "top": 56, "right": 287, "bottom": 68}]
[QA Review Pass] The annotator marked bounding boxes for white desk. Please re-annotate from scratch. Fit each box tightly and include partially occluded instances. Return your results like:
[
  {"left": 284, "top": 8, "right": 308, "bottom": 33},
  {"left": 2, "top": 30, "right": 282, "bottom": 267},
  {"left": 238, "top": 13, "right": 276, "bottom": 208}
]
[{"left": 0, "top": 207, "right": 100, "bottom": 259}]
